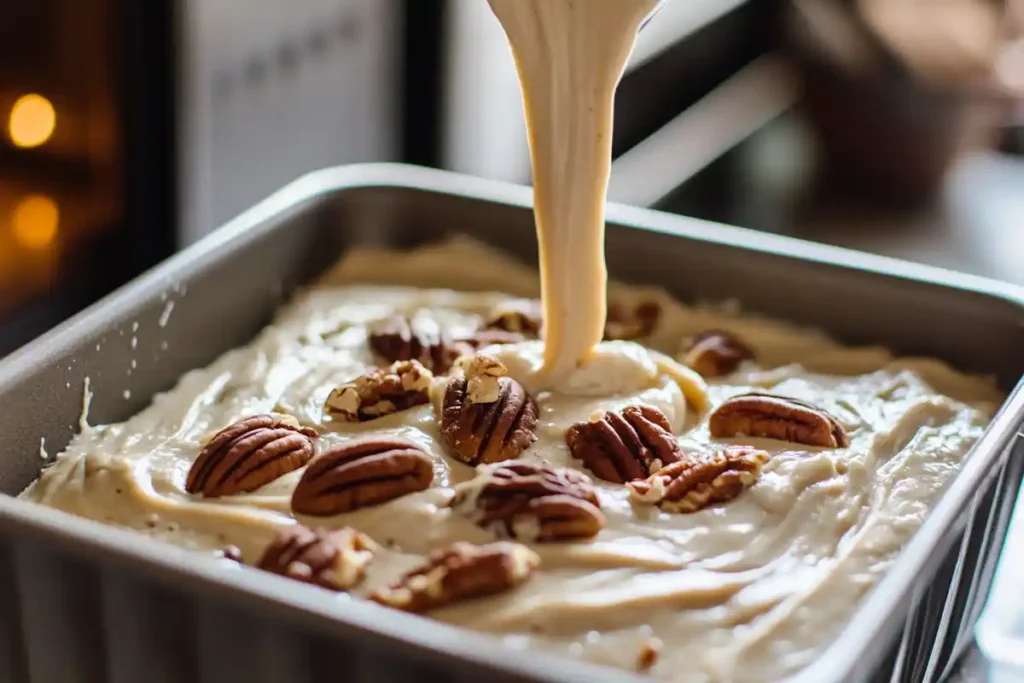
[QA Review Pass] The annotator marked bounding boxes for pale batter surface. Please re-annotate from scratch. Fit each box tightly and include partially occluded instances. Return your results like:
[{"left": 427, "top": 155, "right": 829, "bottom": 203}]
[{"left": 20, "top": 240, "right": 1002, "bottom": 682}]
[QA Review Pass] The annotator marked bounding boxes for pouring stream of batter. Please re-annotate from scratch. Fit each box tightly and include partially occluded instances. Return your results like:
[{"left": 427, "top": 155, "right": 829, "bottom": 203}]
[{"left": 487, "top": 0, "right": 660, "bottom": 381}]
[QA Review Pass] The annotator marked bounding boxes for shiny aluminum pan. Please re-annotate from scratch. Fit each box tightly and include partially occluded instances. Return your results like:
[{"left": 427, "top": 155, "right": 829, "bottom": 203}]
[{"left": 0, "top": 163, "right": 1022, "bottom": 683}]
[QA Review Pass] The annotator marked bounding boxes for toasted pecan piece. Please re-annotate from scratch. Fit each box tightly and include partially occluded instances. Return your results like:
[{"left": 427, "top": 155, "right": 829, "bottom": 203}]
[
  {"left": 369, "top": 541, "right": 539, "bottom": 613},
  {"left": 450, "top": 461, "right": 605, "bottom": 542},
  {"left": 566, "top": 405, "right": 682, "bottom": 483},
  {"left": 186, "top": 414, "right": 317, "bottom": 497},
  {"left": 604, "top": 300, "right": 661, "bottom": 341},
  {"left": 709, "top": 393, "right": 849, "bottom": 448},
  {"left": 256, "top": 525, "right": 378, "bottom": 591},
  {"left": 628, "top": 445, "right": 769, "bottom": 513},
  {"left": 683, "top": 330, "right": 754, "bottom": 378},
  {"left": 369, "top": 314, "right": 461, "bottom": 373},
  {"left": 324, "top": 360, "right": 433, "bottom": 422},
  {"left": 291, "top": 437, "right": 434, "bottom": 516},
  {"left": 439, "top": 356, "right": 539, "bottom": 465},
  {"left": 485, "top": 298, "right": 543, "bottom": 336}
]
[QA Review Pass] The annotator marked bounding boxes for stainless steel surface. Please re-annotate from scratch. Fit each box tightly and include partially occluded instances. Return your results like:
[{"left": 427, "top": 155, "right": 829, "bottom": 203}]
[{"left": 0, "top": 163, "right": 1022, "bottom": 683}]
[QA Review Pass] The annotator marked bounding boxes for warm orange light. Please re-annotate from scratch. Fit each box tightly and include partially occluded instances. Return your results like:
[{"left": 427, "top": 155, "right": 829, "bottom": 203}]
[
  {"left": 12, "top": 195, "right": 59, "bottom": 249},
  {"left": 8, "top": 94, "right": 56, "bottom": 148}
]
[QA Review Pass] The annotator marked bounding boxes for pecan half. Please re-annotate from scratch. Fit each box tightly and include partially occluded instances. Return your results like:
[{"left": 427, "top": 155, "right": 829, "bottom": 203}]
[
  {"left": 369, "top": 314, "right": 461, "bottom": 373},
  {"left": 256, "top": 525, "right": 378, "bottom": 591},
  {"left": 628, "top": 446, "right": 769, "bottom": 513},
  {"left": 186, "top": 414, "right": 317, "bottom": 497},
  {"left": 485, "top": 298, "right": 543, "bottom": 336},
  {"left": 449, "top": 461, "right": 605, "bottom": 541},
  {"left": 604, "top": 300, "right": 661, "bottom": 341},
  {"left": 440, "top": 359, "right": 539, "bottom": 465},
  {"left": 324, "top": 360, "right": 433, "bottom": 422},
  {"left": 709, "top": 393, "right": 849, "bottom": 448},
  {"left": 683, "top": 330, "right": 754, "bottom": 378},
  {"left": 566, "top": 405, "right": 682, "bottom": 483},
  {"left": 292, "top": 437, "right": 434, "bottom": 516},
  {"left": 370, "top": 541, "right": 539, "bottom": 613}
]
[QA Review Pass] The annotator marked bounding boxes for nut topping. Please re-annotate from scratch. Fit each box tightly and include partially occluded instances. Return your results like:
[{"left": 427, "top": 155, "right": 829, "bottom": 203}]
[
  {"left": 292, "top": 437, "right": 434, "bottom": 516},
  {"left": 604, "top": 300, "right": 661, "bottom": 341},
  {"left": 449, "top": 461, "right": 605, "bottom": 541},
  {"left": 485, "top": 298, "right": 543, "bottom": 336},
  {"left": 186, "top": 414, "right": 317, "bottom": 497},
  {"left": 628, "top": 446, "right": 770, "bottom": 513},
  {"left": 566, "top": 405, "right": 682, "bottom": 483},
  {"left": 440, "top": 359, "right": 539, "bottom": 465},
  {"left": 456, "top": 354, "right": 507, "bottom": 405},
  {"left": 256, "top": 525, "right": 378, "bottom": 591},
  {"left": 324, "top": 360, "right": 433, "bottom": 422},
  {"left": 683, "top": 330, "right": 754, "bottom": 378},
  {"left": 369, "top": 541, "right": 539, "bottom": 613},
  {"left": 455, "top": 328, "right": 527, "bottom": 351},
  {"left": 709, "top": 393, "right": 849, "bottom": 448},
  {"left": 369, "top": 314, "right": 461, "bottom": 373}
]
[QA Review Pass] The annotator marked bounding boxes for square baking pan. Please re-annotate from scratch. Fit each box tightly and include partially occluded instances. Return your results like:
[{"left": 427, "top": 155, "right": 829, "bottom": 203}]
[{"left": 0, "top": 163, "right": 1022, "bottom": 683}]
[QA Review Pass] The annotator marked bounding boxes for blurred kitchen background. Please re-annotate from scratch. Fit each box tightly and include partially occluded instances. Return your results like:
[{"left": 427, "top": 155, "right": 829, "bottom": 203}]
[{"left": 0, "top": 0, "right": 1021, "bottom": 361}]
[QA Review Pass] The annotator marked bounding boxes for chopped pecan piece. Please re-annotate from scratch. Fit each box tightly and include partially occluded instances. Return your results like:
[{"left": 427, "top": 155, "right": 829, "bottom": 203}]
[
  {"left": 369, "top": 314, "right": 461, "bottom": 373},
  {"left": 186, "top": 414, "right": 317, "bottom": 497},
  {"left": 450, "top": 461, "right": 605, "bottom": 541},
  {"left": 566, "top": 405, "right": 682, "bottom": 483},
  {"left": 440, "top": 358, "right": 539, "bottom": 465},
  {"left": 291, "top": 437, "right": 434, "bottom": 516},
  {"left": 324, "top": 360, "right": 433, "bottom": 422},
  {"left": 683, "top": 330, "right": 754, "bottom": 378},
  {"left": 213, "top": 545, "right": 243, "bottom": 563},
  {"left": 485, "top": 298, "right": 543, "bottom": 336},
  {"left": 637, "top": 638, "right": 663, "bottom": 672},
  {"left": 370, "top": 541, "right": 539, "bottom": 613},
  {"left": 709, "top": 393, "right": 849, "bottom": 448},
  {"left": 604, "top": 300, "right": 661, "bottom": 341},
  {"left": 256, "top": 525, "right": 377, "bottom": 591},
  {"left": 628, "top": 446, "right": 769, "bottom": 513}
]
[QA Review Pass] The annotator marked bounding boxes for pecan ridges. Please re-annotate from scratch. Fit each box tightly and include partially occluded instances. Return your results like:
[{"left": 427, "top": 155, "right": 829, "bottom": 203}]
[
  {"left": 628, "top": 446, "right": 769, "bottom": 513},
  {"left": 485, "top": 298, "right": 543, "bottom": 336},
  {"left": 450, "top": 461, "right": 605, "bottom": 541},
  {"left": 186, "top": 415, "right": 317, "bottom": 497},
  {"left": 291, "top": 437, "right": 434, "bottom": 516},
  {"left": 709, "top": 393, "right": 849, "bottom": 448},
  {"left": 369, "top": 315, "right": 461, "bottom": 373},
  {"left": 369, "top": 541, "right": 539, "bottom": 613},
  {"left": 440, "top": 373, "right": 539, "bottom": 465},
  {"left": 256, "top": 525, "right": 377, "bottom": 591},
  {"left": 566, "top": 405, "right": 682, "bottom": 483}
]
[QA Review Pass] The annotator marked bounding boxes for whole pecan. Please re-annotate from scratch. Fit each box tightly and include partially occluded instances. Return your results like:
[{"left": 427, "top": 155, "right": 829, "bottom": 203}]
[
  {"left": 709, "top": 393, "right": 849, "bottom": 448},
  {"left": 291, "top": 437, "right": 434, "bottom": 516},
  {"left": 566, "top": 405, "right": 682, "bottom": 483},
  {"left": 485, "top": 298, "right": 543, "bottom": 336},
  {"left": 440, "top": 357, "right": 539, "bottom": 465},
  {"left": 683, "top": 330, "right": 754, "bottom": 378},
  {"left": 369, "top": 541, "right": 539, "bottom": 613},
  {"left": 186, "top": 414, "right": 317, "bottom": 497},
  {"left": 628, "top": 445, "right": 769, "bottom": 513},
  {"left": 324, "top": 360, "right": 433, "bottom": 422},
  {"left": 449, "top": 461, "right": 605, "bottom": 542},
  {"left": 604, "top": 300, "right": 661, "bottom": 341},
  {"left": 256, "top": 524, "right": 378, "bottom": 591},
  {"left": 369, "top": 314, "right": 461, "bottom": 373}
]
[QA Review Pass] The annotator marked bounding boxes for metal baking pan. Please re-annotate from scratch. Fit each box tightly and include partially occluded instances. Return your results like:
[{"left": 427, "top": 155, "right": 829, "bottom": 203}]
[{"left": 0, "top": 163, "right": 1022, "bottom": 683}]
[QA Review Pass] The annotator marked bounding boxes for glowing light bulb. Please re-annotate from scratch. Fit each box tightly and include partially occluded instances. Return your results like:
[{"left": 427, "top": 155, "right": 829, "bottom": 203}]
[
  {"left": 12, "top": 195, "right": 59, "bottom": 249},
  {"left": 8, "top": 94, "right": 56, "bottom": 148}
]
